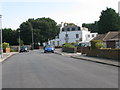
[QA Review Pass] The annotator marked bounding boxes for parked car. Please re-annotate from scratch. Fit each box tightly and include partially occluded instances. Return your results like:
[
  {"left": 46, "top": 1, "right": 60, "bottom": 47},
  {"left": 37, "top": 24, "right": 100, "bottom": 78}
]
[
  {"left": 44, "top": 45, "right": 55, "bottom": 53},
  {"left": 20, "top": 46, "right": 29, "bottom": 53}
]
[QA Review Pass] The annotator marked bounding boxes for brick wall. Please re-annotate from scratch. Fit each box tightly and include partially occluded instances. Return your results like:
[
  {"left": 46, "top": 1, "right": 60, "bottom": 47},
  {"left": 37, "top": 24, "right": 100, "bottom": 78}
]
[
  {"left": 82, "top": 47, "right": 120, "bottom": 60},
  {"left": 62, "top": 47, "right": 77, "bottom": 53}
]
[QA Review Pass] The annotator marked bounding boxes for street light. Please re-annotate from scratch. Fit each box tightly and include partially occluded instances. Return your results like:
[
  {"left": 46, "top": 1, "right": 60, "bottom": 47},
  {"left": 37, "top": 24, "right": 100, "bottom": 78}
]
[
  {"left": 0, "top": 15, "right": 3, "bottom": 58},
  {"left": 18, "top": 30, "right": 20, "bottom": 52},
  {"left": 31, "top": 25, "right": 34, "bottom": 50},
  {"left": 28, "top": 22, "right": 34, "bottom": 50}
]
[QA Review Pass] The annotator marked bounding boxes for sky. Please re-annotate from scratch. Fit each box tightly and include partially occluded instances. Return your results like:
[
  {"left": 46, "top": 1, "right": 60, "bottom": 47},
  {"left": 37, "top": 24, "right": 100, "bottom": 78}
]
[{"left": 0, "top": 0, "right": 120, "bottom": 29}]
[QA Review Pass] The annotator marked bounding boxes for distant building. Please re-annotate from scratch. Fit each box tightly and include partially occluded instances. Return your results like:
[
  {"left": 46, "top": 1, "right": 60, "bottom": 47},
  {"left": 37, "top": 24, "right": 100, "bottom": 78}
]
[{"left": 47, "top": 23, "right": 98, "bottom": 46}]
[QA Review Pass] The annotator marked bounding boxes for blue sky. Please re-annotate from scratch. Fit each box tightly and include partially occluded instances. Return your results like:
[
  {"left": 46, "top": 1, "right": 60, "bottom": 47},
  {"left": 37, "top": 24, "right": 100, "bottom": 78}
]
[{"left": 0, "top": 0, "right": 120, "bottom": 29}]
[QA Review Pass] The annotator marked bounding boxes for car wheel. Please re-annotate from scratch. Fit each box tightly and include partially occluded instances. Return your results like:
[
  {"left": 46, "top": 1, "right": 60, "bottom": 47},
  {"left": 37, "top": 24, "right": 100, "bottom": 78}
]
[{"left": 52, "top": 51, "right": 54, "bottom": 53}]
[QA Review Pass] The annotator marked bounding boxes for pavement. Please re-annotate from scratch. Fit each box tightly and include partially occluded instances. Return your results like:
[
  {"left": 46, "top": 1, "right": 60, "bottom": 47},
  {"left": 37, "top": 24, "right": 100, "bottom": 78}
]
[
  {"left": 0, "top": 52, "right": 18, "bottom": 63},
  {"left": 55, "top": 49, "right": 120, "bottom": 67}
]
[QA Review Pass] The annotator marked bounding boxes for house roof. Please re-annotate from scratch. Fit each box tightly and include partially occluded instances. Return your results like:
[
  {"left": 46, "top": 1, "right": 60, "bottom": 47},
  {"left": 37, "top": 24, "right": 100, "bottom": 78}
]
[
  {"left": 103, "top": 31, "right": 120, "bottom": 41},
  {"left": 92, "top": 31, "right": 120, "bottom": 41},
  {"left": 108, "top": 32, "right": 120, "bottom": 41},
  {"left": 92, "top": 34, "right": 106, "bottom": 41}
]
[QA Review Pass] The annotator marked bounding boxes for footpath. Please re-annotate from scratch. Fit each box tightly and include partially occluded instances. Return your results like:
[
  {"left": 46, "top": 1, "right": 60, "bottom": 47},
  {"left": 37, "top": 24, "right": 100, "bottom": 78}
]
[
  {"left": 0, "top": 52, "right": 18, "bottom": 63},
  {"left": 55, "top": 49, "right": 120, "bottom": 67}
]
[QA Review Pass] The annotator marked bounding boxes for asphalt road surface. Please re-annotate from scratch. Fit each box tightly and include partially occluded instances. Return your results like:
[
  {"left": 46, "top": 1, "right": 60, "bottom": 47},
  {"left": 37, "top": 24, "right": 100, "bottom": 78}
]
[{"left": 2, "top": 50, "right": 118, "bottom": 88}]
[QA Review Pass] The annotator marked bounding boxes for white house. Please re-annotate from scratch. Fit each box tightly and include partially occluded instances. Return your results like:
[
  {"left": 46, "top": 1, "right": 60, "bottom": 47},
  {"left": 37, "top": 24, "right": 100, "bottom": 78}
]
[{"left": 47, "top": 23, "right": 98, "bottom": 46}]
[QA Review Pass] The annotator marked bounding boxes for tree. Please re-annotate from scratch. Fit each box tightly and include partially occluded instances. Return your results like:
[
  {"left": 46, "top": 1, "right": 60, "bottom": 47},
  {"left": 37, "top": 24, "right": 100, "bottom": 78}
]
[
  {"left": 82, "top": 21, "right": 98, "bottom": 33},
  {"left": 82, "top": 8, "right": 120, "bottom": 34},
  {"left": 98, "top": 8, "right": 120, "bottom": 34},
  {"left": 19, "top": 17, "right": 60, "bottom": 45},
  {"left": 19, "top": 21, "right": 32, "bottom": 45},
  {"left": 2, "top": 28, "right": 18, "bottom": 45}
]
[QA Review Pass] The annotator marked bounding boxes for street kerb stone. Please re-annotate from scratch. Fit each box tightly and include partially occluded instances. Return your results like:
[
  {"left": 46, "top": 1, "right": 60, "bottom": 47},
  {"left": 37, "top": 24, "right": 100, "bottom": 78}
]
[{"left": 0, "top": 62, "right": 2, "bottom": 90}]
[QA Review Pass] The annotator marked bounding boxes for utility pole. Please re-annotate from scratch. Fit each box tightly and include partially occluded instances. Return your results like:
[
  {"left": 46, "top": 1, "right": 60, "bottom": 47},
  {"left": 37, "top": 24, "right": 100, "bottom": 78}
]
[
  {"left": 18, "top": 30, "right": 20, "bottom": 52},
  {"left": 31, "top": 25, "right": 34, "bottom": 50},
  {"left": 0, "top": 15, "right": 3, "bottom": 58}
]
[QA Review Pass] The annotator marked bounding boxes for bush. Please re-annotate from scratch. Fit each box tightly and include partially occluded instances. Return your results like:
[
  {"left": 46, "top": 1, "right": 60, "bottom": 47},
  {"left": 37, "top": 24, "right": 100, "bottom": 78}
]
[
  {"left": 10, "top": 49, "right": 15, "bottom": 52},
  {"left": 100, "top": 48, "right": 120, "bottom": 50},
  {"left": 95, "top": 42, "right": 104, "bottom": 49},
  {"left": 71, "top": 42, "right": 78, "bottom": 47},
  {"left": 2, "top": 42, "right": 10, "bottom": 49},
  {"left": 10, "top": 49, "right": 17, "bottom": 52},
  {"left": 90, "top": 40, "right": 103, "bottom": 49},
  {"left": 62, "top": 43, "right": 76, "bottom": 48}
]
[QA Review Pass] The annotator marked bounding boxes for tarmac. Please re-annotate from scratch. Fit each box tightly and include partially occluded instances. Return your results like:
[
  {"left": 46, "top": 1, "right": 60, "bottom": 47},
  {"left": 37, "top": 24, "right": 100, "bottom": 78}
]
[{"left": 0, "top": 49, "right": 119, "bottom": 67}]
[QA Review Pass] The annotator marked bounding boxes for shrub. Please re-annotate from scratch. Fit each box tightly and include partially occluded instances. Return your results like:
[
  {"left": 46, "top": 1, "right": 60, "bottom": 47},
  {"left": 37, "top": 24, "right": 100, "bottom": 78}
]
[
  {"left": 62, "top": 43, "right": 76, "bottom": 48},
  {"left": 2, "top": 42, "right": 10, "bottom": 49},
  {"left": 10, "top": 49, "right": 15, "bottom": 52},
  {"left": 71, "top": 42, "right": 78, "bottom": 47},
  {"left": 95, "top": 42, "right": 104, "bottom": 49},
  {"left": 100, "top": 48, "right": 120, "bottom": 50},
  {"left": 90, "top": 40, "right": 103, "bottom": 49}
]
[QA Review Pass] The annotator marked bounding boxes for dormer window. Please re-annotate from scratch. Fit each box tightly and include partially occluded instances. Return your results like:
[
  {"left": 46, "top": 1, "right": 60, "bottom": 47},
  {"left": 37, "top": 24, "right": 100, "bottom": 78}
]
[{"left": 72, "top": 27, "right": 75, "bottom": 31}]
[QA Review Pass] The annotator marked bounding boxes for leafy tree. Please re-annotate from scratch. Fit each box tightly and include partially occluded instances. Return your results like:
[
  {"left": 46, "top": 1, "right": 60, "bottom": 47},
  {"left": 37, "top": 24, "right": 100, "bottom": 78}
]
[
  {"left": 82, "top": 8, "right": 120, "bottom": 34},
  {"left": 67, "top": 23, "right": 76, "bottom": 26},
  {"left": 98, "top": 8, "right": 120, "bottom": 34},
  {"left": 2, "top": 28, "right": 18, "bottom": 45},
  {"left": 19, "top": 17, "right": 60, "bottom": 46},
  {"left": 82, "top": 21, "right": 98, "bottom": 33},
  {"left": 19, "top": 21, "right": 32, "bottom": 45}
]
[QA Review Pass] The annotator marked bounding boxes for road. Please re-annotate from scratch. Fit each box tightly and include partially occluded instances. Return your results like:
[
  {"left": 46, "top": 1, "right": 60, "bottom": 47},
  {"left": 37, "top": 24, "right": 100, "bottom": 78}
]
[{"left": 2, "top": 50, "right": 118, "bottom": 88}]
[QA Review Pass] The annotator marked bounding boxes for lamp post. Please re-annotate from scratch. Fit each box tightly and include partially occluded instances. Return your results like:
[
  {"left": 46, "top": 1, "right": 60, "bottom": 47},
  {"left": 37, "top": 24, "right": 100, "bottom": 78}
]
[
  {"left": 0, "top": 15, "right": 3, "bottom": 58},
  {"left": 31, "top": 26, "right": 34, "bottom": 50},
  {"left": 18, "top": 30, "right": 20, "bottom": 52}
]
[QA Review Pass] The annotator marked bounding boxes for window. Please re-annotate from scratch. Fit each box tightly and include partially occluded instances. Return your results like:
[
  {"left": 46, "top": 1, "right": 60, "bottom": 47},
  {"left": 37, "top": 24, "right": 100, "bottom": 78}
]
[
  {"left": 62, "top": 28, "right": 64, "bottom": 31},
  {"left": 72, "top": 27, "right": 75, "bottom": 31},
  {"left": 67, "top": 28, "right": 70, "bottom": 31},
  {"left": 76, "top": 34, "right": 79, "bottom": 38},
  {"left": 78, "top": 27, "right": 81, "bottom": 30},
  {"left": 116, "top": 41, "right": 120, "bottom": 48},
  {"left": 92, "top": 34, "right": 94, "bottom": 37}
]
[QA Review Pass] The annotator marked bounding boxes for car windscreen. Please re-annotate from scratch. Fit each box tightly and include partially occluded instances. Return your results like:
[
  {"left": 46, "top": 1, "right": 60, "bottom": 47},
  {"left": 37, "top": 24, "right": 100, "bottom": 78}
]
[{"left": 45, "top": 45, "right": 53, "bottom": 48}]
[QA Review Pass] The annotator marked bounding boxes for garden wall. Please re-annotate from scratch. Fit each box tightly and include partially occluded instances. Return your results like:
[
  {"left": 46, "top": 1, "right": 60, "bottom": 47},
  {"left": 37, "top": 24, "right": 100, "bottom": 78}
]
[
  {"left": 82, "top": 47, "right": 120, "bottom": 60},
  {"left": 62, "top": 47, "right": 77, "bottom": 53}
]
